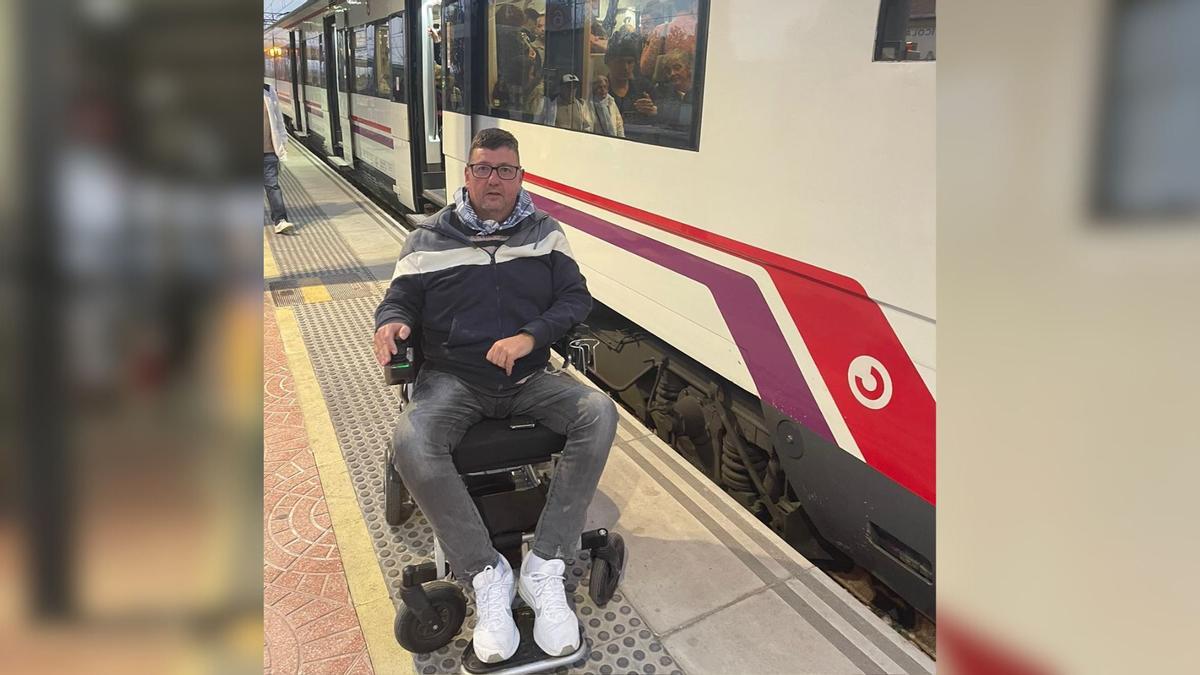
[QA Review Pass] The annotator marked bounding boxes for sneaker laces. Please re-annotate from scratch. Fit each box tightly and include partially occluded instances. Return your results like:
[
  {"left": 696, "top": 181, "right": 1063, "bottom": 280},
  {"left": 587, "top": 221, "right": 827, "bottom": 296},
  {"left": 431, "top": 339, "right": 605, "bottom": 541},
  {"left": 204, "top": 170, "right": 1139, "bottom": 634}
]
[
  {"left": 474, "top": 566, "right": 512, "bottom": 631},
  {"left": 527, "top": 563, "right": 572, "bottom": 621}
]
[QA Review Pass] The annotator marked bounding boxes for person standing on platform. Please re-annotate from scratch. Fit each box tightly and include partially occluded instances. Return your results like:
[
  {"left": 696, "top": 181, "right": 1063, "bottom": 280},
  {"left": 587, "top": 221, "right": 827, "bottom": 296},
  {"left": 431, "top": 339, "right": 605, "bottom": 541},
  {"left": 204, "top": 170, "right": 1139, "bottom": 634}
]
[
  {"left": 373, "top": 128, "right": 617, "bottom": 664},
  {"left": 263, "top": 84, "right": 294, "bottom": 235}
]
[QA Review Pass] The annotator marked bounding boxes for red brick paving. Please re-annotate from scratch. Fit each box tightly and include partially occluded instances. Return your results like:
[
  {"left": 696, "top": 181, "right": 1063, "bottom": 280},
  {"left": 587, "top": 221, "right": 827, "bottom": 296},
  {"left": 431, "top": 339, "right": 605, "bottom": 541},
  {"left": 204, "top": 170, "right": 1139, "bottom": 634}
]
[{"left": 264, "top": 296, "right": 374, "bottom": 675}]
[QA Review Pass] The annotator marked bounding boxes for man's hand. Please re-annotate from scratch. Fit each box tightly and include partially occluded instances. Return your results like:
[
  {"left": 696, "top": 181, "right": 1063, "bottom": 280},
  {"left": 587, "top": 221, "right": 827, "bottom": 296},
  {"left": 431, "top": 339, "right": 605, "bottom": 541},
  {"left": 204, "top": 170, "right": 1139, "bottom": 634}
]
[
  {"left": 486, "top": 333, "right": 536, "bottom": 376},
  {"left": 373, "top": 322, "right": 411, "bottom": 366},
  {"left": 633, "top": 94, "right": 657, "bottom": 116}
]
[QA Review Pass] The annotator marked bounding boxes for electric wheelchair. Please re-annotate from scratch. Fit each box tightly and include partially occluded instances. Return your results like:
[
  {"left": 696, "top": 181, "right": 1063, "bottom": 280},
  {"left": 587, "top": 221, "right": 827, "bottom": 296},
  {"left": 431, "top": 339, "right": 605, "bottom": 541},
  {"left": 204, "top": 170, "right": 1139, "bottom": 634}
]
[{"left": 382, "top": 329, "right": 626, "bottom": 673}]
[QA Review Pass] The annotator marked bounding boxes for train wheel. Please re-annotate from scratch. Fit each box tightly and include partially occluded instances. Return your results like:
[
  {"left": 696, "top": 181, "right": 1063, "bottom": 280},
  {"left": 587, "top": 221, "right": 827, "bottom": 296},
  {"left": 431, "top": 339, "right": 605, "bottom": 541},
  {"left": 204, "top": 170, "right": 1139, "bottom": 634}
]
[{"left": 394, "top": 582, "right": 466, "bottom": 653}]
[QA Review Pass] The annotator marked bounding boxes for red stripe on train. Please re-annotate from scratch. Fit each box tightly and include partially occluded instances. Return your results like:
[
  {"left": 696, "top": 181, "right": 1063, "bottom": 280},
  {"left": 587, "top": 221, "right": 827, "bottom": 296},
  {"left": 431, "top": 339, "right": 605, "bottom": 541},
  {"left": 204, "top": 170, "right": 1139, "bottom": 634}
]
[
  {"left": 350, "top": 115, "right": 391, "bottom": 133},
  {"left": 523, "top": 171, "right": 936, "bottom": 504}
]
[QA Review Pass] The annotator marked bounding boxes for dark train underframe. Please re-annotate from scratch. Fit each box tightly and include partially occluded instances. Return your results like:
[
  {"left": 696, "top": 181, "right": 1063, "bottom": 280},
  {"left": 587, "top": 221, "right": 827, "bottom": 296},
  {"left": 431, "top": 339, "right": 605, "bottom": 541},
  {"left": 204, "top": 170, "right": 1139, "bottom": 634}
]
[{"left": 567, "top": 302, "right": 935, "bottom": 635}]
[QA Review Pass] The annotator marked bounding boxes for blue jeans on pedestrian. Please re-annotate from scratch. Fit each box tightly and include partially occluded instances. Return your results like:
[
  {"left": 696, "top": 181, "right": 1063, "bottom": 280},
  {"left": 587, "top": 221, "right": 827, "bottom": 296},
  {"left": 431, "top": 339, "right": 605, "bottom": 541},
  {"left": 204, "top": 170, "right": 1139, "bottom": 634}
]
[
  {"left": 264, "top": 152, "right": 288, "bottom": 225},
  {"left": 391, "top": 367, "right": 618, "bottom": 582}
]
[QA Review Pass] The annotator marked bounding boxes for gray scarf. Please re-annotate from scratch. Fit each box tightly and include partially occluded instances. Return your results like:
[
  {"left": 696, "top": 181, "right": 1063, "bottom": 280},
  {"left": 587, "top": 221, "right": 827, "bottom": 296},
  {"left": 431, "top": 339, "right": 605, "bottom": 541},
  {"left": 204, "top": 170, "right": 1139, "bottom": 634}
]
[{"left": 453, "top": 186, "right": 535, "bottom": 235}]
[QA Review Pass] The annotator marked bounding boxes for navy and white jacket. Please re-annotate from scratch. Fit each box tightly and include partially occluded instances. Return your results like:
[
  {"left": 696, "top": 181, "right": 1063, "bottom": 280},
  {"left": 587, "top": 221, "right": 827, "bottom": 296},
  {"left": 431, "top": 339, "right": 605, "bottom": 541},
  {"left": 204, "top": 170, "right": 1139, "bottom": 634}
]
[{"left": 374, "top": 204, "right": 592, "bottom": 393}]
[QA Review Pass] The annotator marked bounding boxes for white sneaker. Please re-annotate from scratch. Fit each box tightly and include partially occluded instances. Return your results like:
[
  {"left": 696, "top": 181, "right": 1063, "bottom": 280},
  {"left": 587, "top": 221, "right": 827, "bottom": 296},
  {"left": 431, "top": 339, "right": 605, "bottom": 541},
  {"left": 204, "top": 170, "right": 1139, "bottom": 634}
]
[
  {"left": 471, "top": 555, "right": 519, "bottom": 663},
  {"left": 273, "top": 220, "right": 295, "bottom": 234},
  {"left": 518, "top": 553, "right": 580, "bottom": 656}
]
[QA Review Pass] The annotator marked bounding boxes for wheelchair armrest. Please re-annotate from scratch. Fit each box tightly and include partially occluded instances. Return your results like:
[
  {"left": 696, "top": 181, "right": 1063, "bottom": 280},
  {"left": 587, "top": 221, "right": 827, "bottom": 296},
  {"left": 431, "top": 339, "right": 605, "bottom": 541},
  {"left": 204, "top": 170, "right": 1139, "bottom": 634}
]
[{"left": 554, "top": 323, "right": 598, "bottom": 373}]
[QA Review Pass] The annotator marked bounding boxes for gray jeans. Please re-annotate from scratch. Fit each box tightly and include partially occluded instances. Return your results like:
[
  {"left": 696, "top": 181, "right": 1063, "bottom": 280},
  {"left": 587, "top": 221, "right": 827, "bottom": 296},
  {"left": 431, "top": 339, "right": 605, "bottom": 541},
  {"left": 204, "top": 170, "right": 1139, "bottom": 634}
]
[{"left": 391, "top": 367, "right": 618, "bottom": 582}]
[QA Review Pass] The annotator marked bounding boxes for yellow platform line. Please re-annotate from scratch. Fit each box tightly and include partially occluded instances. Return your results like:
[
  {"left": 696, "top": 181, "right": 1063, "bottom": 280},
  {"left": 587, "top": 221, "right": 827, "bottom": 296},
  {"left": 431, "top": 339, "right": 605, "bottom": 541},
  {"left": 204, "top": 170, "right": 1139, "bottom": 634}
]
[
  {"left": 300, "top": 283, "right": 333, "bottom": 304},
  {"left": 268, "top": 242, "right": 413, "bottom": 675},
  {"left": 264, "top": 230, "right": 280, "bottom": 279}
]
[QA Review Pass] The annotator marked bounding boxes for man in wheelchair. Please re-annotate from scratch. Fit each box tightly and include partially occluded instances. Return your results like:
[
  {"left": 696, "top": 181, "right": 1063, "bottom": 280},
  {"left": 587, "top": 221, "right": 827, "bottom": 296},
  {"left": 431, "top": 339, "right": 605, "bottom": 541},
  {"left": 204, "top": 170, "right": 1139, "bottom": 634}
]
[{"left": 372, "top": 128, "right": 618, "bottom": 664}]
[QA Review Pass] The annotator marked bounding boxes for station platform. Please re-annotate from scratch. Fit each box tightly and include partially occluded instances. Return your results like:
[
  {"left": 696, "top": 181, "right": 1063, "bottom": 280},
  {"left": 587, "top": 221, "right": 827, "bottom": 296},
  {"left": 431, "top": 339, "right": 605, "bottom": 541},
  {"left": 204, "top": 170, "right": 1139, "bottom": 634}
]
[{"left": 262, "top": 142, "right": 936, "bottom": 675}]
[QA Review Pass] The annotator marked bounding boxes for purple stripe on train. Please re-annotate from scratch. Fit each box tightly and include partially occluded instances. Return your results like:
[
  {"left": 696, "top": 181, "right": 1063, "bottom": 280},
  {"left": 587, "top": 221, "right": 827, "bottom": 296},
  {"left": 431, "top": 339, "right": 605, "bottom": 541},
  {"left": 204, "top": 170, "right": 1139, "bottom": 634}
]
[
  {"left": 351, "top": 123, "right": 394, "bottom": 149},
  {"left": 529, "top": 192, "right": 834, "bottom": 441}
]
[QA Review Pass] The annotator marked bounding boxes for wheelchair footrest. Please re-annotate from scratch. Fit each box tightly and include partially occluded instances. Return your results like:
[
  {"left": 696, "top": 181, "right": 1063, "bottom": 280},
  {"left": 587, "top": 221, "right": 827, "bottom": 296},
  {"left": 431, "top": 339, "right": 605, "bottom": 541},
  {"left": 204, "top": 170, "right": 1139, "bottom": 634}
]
[
  {"left": 473, "top": 486, "right": 546, "bottom": 538},
  {"left": 460, "top": 606, "right": 587, "bottom": 674}
]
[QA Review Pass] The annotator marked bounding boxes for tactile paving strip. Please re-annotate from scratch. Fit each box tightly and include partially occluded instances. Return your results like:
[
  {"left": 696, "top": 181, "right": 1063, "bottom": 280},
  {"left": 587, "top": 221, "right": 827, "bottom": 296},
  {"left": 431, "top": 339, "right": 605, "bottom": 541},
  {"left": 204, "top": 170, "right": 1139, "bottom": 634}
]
[
  {"left": 292, "top": 295, "right": 684, "bottom": 674},
  {"left": 269, "top": 167, "right": 382, "bottom": 283},
  {"left": 268, "top": 273, "right": 378, "bottom": 307}
]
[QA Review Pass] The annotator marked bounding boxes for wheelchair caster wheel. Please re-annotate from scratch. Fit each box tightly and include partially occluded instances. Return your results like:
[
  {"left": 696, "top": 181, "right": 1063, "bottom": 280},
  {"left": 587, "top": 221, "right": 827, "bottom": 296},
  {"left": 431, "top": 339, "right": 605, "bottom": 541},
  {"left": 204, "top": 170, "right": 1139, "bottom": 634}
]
[
  {"left": 394, "top": 581, "right": 467, "bottom": 653},
  {"left": 384, "top": 450, "right": 415, "bottom": 526},
  {"left": 588, "top": 532, "right": 626, "bottom": 606}
]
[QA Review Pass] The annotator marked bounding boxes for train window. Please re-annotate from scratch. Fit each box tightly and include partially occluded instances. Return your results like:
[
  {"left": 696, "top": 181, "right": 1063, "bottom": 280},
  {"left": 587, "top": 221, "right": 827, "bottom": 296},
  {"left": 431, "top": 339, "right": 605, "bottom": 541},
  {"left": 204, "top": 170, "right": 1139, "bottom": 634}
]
[
  {"left": 318, "top": 34, "right": 327, "bottom": 88},
  {"left": 305, "top": 37, "right": 318, "bottom": 86},
  {"left": 875, "top": 0, "right": 936, "bottom": 61},
  {"left": 337, "top": 29, "right": 348, "bottom": 92},
  {"left": 486, "top": 0, "right": 705, "bottom": 150},
  {"left": 374, "top": 20, "right": 393, "bottom": 98},
  {"left": 353, "top": 25, "right": 376, "bottom": 96},
  {"left": 443, "top": 1, "right": 470, "bottom": 113},
  {"left": 1094, "top": 0, "right": 1200, "bottom": 219},
  {"left": 312, "top": 36, "right": 325, "bottom": 87},
  {"left": 284, "top": 44, "right": 293, "bottom": 83},
  {"left": 389, "top": 15, "right": 407, "bottom": 102},
  {"left": 301, "top": 39, "right": 309, "bottom": 85}
]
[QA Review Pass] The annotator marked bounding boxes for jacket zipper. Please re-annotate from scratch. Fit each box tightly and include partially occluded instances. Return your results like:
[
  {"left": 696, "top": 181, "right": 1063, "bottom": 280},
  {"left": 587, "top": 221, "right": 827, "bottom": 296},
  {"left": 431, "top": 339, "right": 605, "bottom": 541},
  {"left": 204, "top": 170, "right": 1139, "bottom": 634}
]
[{"left": 489, "top": 249, "right": 504, "bottom": 391}]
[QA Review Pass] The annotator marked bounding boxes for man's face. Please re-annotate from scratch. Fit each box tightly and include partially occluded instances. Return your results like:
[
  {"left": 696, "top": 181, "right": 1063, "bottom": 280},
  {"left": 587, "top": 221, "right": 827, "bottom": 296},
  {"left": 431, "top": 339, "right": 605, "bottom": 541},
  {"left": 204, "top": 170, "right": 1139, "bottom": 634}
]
[
  {"left": 464, "top": 146, "right": 522, "bottom": 220},
  {"left": 535, "top": 16, "right": 544, "bottom": 38},
  {"left": 610, "top": 56, "right": 635, "bottom": 82},
  {"left": 667, "top": 59, "right": 692, "bottom": 92}
]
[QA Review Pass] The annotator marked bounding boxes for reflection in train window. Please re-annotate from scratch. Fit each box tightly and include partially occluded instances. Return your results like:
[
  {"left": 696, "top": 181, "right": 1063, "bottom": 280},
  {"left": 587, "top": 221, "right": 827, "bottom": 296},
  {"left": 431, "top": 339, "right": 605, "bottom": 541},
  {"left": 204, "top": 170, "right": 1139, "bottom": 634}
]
[
  {"left": 305, "top": 36, "right": 323, "bottom": 87},
  {"left": 280, "top": 44, "right": 292, "bottom": 83},
  {"left": 354, "top": 25, "right": 375, "bottom": 95},
  {"left": 443, "top": 1, "right": 470, "bottom": 114},
  {"left": 375, "top": 20, "right": 393, "bottom": 98},
  {"left": 487, "top": 0, "right": 705, "bottom": 150},
  {"left": 337, "top": 29, "right": 348, "bottom": 92},
  {"left": 390, "top": 15, "right": 408, "bottom": 102},
  {"left": 875, "top": 0, "right": 936, "bottom": 62},
  {"left": 318, "top": 34, "right": 326, "bottom": 88}
]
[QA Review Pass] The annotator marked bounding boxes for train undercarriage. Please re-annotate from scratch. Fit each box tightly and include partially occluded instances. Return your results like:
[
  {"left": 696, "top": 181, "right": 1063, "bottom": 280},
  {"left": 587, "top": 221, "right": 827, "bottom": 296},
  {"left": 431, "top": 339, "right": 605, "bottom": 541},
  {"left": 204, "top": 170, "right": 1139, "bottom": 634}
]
[{"left": 570, "top": 302, "right": 936, "bottom": 656}]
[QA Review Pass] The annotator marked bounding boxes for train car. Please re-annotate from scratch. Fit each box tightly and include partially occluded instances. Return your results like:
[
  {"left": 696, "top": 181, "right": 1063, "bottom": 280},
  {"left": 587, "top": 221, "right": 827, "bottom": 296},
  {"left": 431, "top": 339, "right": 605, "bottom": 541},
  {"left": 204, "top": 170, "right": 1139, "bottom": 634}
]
[{"left": 267, "top": 0, "right": 936, "bottom": 628}]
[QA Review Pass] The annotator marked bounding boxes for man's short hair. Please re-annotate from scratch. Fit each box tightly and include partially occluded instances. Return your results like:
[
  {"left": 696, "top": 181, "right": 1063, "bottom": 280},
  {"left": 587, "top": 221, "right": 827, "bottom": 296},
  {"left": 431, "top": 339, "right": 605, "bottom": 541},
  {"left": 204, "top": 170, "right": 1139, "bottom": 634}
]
[
  {"left": 469, "top": 128, "right": 520, "bottom": 163},
  {"left": 525, "top": 8, "right": 540, "bottom": 23},
  {"left": 604, "top": 31, "right": 640, "bottom": 63}
]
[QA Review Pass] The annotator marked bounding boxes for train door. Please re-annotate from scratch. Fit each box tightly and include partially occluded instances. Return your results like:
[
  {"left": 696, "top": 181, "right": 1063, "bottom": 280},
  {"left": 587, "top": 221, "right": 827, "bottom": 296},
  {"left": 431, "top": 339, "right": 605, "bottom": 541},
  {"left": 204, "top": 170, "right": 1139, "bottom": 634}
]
[
  {"left": 288, "top": 30, "right": 303, "bottom": 130},
  {"left": 322, "top": 16, "right": 345, "bottom": 158},
  {"left": 409, "top": 0, "right": 446, "bottom": 209},
  {"left": 333, "top": 23, "right": 355, "bottom": 168}
]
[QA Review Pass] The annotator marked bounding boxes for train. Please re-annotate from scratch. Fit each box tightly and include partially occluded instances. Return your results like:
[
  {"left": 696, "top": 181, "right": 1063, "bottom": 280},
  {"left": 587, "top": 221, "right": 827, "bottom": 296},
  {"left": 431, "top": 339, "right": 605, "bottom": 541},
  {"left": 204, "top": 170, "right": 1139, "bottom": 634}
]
[{"left": 265, "top": 0, "right": 936, "bottom": 628}]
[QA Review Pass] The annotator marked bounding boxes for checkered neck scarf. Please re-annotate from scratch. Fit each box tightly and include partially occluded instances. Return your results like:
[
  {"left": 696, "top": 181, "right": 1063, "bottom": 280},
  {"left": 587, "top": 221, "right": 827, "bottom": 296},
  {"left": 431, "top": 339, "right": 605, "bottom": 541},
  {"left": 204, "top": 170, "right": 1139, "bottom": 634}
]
[{"left": 453, "top": 186, "right": 535, "bottom": 236}]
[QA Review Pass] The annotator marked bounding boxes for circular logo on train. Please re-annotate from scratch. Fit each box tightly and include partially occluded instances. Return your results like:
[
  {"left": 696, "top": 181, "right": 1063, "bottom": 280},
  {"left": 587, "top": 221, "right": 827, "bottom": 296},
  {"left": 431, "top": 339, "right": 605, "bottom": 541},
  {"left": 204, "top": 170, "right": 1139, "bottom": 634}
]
[{"left": 848, "top": 355, "right": 892, "bottom": 410}]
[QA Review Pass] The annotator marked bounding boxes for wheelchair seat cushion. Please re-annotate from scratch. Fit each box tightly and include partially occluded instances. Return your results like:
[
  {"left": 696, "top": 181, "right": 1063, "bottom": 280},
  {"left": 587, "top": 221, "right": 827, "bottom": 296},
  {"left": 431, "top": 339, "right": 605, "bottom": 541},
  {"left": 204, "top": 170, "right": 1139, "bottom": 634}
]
[{"left": 453, "top": 418, "right": 567, "bottom": 474}]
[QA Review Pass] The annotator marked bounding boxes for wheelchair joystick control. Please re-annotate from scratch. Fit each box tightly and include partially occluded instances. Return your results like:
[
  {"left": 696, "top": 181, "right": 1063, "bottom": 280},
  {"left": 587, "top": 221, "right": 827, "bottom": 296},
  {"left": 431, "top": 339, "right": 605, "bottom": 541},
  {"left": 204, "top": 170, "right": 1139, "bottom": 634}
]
[{"left": 384, "top": 338, "right": 418, "bottom": 386}]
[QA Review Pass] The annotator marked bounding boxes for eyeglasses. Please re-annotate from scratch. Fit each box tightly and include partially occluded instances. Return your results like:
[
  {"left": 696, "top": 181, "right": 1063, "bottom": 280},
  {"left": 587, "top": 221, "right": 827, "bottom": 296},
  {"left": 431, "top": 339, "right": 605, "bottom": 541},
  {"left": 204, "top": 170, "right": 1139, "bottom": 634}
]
[{"left": 467, "top": 163, "right": 522, "bottom": 180}]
